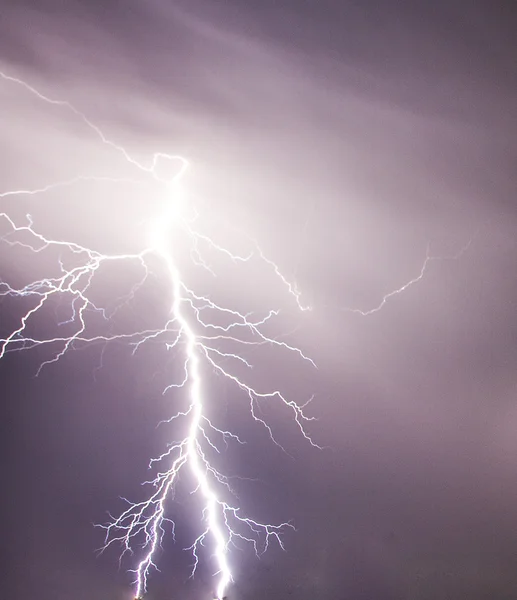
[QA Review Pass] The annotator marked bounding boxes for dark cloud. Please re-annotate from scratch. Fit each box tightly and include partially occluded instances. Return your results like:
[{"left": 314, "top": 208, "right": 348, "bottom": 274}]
[{"left": 2, "top": 1, "right": 517, "bottom": 599}]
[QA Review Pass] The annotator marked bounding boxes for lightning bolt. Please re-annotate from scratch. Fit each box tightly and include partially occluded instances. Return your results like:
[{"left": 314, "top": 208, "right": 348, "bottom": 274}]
[
  {"left": 1, "top": 70, "right": 476, "bottom": 600},
  {"left": 0, "top": 71, "right": 317, "bottom": 599}
]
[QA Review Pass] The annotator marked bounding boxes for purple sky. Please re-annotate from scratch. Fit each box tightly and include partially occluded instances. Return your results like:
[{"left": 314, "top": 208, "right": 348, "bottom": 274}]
[{"left": 2, "top": 1, "right": 517, "bottom": 599}]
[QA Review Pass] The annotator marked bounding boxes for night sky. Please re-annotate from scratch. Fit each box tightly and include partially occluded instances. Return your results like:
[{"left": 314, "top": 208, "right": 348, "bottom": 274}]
[{"left": 2, "top": 1, "right": 517, "bottom": 599}]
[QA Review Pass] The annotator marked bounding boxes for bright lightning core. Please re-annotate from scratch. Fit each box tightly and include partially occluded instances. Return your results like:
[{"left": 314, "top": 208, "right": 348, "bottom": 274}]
[{"left": 0, "top": 73, "right": 317, "bottom": 599}]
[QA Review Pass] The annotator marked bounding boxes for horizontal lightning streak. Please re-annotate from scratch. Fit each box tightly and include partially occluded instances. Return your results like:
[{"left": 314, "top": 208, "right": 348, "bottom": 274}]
[{"left": 343, "top": 238, "right": 475, "bottom": 316}]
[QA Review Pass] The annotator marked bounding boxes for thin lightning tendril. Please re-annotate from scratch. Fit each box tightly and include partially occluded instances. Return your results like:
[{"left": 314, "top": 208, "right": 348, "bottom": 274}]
[
  {"left": 344, "top": 239, "right": 475, "bottom": 317},
  {"left": 0, "top": 71, "right": 316, "bottom": 599}
]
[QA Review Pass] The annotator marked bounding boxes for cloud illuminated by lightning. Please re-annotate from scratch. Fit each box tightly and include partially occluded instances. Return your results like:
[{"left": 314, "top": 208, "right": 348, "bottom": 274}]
[{"left": 0, "top": 71, "right": 317, "bottom": 600}]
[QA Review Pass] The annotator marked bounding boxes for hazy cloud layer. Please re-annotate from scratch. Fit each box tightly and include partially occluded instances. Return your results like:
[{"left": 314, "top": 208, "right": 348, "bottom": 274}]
[{"left": 2, "top": 1, "right": 517, "bottom": 599}]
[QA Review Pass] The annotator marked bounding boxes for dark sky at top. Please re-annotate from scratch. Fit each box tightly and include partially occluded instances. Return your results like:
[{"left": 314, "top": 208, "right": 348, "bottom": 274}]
[{"left": 2, "top": 1, "right": 517, "bottom": 599}]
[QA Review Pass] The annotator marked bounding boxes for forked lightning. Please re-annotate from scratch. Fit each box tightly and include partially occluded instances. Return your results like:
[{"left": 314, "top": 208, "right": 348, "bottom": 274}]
[
  {"left": 0, "top": 70, "right": 473, "bottom": 600},
  {"left": 0, "top": 71, "right": 316, "bottom": 600}
]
